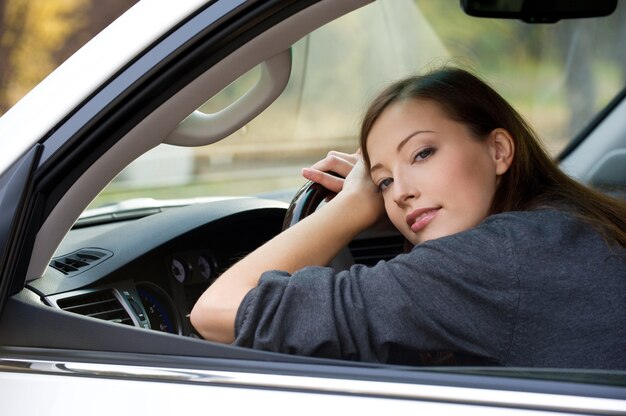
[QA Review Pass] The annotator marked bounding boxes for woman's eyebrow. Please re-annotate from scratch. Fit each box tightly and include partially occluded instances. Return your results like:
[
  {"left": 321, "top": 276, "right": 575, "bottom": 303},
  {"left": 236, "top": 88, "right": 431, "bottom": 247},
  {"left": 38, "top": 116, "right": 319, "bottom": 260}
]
[
  {"left": 370, "top": 130, "right": 434, "bottom": 174},
  {"left": 396, "top": 130, "right": 434, "bottom": 152}
]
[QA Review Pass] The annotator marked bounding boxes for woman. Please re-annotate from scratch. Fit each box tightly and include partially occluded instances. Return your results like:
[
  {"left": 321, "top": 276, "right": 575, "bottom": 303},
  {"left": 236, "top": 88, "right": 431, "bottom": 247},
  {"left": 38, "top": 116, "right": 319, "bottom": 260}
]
[{"left": 191, "top": 67, "right": 626, "bottom": 368}]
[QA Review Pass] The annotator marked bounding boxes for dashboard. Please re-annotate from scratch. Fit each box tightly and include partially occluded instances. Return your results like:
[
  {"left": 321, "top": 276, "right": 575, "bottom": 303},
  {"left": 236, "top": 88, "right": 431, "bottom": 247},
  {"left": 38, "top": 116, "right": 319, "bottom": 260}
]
[
  {"left": 30, "top": 198, "right": 288, "bottom": 338},
  {"left": 30, "top": 197, "right": 404, "bottom": 339}
]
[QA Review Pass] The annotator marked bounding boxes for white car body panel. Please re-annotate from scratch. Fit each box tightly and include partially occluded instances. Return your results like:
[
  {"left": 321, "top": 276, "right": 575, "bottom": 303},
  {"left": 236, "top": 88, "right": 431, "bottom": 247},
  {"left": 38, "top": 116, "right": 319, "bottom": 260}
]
[
  {"left": 0, "top": 372, "right": 553, "bottom": 416},
  {"left": 1, "top": 359, "right": 623, "bottom": 415},
  {"left": 0, "top": 0, "right": 210, "bottom": 176}
]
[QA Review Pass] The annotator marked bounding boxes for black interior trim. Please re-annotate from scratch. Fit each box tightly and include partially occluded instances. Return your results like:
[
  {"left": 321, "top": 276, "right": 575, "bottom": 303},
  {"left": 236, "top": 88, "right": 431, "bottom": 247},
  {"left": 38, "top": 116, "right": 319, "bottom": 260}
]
[
  {"left": 0, "top": 145, "right": 42, "bottom": 304},
  {"left": 0, "top": 292, "right": 336, "bottom": 365}
]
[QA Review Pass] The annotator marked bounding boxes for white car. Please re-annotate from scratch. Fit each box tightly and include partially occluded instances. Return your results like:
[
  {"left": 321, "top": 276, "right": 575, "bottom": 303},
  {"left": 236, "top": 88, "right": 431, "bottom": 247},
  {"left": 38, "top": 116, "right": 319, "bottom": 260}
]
[{"left": 0, "top": 0, "right": 625, "bottom": 414}]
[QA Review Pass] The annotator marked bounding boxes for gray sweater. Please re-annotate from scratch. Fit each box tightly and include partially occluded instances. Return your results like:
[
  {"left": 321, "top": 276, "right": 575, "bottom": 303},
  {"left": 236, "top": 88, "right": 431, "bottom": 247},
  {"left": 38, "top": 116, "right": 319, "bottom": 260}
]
[{"left": 234, "top": 209, "right": 626, "bottom": 369}]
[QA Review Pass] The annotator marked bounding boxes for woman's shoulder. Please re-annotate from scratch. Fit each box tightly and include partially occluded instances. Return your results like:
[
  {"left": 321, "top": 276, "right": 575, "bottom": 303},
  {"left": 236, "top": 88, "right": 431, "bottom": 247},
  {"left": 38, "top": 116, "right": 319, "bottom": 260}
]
[
  {"left": 478, "top": 208, "right": 624, "bottom": 256},
  {"left": 410, "top": 210, "right": 567, "bottom": 257},
  {"left": 484, "top": 208, "right": 574, "bottom": 224},
  {"left": 432, "top": 209, "right": 576, "bottom": 245},
  {"left": 481, "top": 208, "right": 587, "bottom": 235}
]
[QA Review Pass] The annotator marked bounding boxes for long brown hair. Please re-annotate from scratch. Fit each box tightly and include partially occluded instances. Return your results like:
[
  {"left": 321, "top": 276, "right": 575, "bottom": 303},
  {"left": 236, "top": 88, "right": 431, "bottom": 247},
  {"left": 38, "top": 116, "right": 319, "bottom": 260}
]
[{"left": 360, "top": 67, "right": 626, "bottom": 247}]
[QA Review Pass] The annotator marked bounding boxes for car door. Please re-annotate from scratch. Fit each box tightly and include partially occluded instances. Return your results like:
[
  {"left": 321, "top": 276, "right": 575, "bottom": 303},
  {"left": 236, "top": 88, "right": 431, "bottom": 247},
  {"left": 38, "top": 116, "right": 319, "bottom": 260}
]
[{"left": 1, "top": 0, "right": 625, "bottom": 414}]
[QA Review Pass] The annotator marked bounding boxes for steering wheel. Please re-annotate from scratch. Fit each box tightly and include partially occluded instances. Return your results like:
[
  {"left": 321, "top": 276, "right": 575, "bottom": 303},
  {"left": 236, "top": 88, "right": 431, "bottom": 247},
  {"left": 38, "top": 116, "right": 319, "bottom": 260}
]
[
  {"left": 282, "top": 180, "right": 354, "bottom": 271},
  {"left": 282, "top": 180, "right": 329, "bottom": 229}
]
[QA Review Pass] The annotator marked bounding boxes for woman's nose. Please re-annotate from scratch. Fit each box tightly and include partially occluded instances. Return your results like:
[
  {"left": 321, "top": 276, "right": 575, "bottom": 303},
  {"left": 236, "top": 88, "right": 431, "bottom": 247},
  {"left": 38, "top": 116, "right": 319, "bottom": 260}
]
[{"left": 392, "top": 175, "right": 419, "bottom": 206}]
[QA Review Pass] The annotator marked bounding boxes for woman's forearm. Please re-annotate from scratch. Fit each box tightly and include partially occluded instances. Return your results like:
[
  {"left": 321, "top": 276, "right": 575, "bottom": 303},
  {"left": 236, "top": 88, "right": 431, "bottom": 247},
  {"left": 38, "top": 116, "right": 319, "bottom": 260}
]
[{"left": 190, "top": 190, "right": 378, "bottom": 343}]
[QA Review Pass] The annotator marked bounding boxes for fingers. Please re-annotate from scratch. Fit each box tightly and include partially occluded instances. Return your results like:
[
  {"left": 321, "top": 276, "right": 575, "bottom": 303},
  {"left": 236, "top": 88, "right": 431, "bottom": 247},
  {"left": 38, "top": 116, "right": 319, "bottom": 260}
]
[
  {"left": 302, "top": 168, "right": 344, "bottom": 193},
  {"left": 301, "top": 151, "right": 359, "bottom": 194},
  {"left": 309, "top": 151, "right": 358, "bottom": 178}
]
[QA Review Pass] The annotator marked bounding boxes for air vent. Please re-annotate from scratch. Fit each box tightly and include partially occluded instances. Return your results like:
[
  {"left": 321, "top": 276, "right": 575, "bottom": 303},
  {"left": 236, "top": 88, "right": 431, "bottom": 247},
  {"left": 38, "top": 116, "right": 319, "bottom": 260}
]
[
  {"left": 349, "top": 235, "right": 405, "bottom": 266},
  {"left": 50, "top": 248, "right": 113, "bottom": 276},
  {"left": 56, "top": 290, "right": 133, "bottom": 326}
]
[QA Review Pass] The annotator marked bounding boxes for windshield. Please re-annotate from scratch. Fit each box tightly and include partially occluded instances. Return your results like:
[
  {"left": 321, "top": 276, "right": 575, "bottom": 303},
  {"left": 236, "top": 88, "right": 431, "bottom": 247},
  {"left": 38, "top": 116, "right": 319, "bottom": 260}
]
[{"left": 89, "top": 0, "right": 626, "bottom": 210}]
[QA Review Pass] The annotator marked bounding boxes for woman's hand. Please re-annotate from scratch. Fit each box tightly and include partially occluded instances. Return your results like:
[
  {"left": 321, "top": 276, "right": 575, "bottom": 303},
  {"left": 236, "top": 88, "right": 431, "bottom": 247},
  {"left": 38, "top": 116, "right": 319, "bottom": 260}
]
[
  {"left": 302, "top": 150, "right": 384, "bottom": 226},
  {"left": 301, "top": 151, "right": 357, "bottom": 194}
]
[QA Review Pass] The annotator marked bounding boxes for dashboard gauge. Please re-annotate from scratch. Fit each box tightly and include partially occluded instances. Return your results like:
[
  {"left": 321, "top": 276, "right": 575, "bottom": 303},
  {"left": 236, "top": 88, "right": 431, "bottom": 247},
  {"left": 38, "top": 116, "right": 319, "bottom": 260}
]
[
  {"left": 136, "top": 282, "right": 182, "bottom": 335},
  {"left": 197, "top": 255, "right": 214, "bottom": 280},
  {"left": 170, "top": 257, "right": 190, "bottom": 283}
]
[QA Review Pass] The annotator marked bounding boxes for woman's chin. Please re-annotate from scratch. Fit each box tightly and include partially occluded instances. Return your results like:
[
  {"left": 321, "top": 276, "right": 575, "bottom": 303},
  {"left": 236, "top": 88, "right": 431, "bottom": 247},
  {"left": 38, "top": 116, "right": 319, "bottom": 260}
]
[{"left": 407, "top": 227, "right": 457, "bottom": 245}]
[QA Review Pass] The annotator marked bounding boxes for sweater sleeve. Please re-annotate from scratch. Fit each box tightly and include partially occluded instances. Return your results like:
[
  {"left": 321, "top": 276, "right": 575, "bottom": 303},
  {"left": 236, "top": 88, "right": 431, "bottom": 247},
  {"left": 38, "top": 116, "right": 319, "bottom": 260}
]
[{"left": 234, "top": 217, "right": 520, "bottom": 364}]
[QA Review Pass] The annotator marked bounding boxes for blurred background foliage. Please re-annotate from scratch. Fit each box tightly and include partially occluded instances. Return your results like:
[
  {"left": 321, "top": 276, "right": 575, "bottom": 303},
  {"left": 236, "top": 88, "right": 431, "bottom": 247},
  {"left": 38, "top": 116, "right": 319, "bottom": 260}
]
[
  {"left": 0, "top": 0, "right": 624, "bottom": 207},
  {"left": 0, "top": 0, "right": 137, "bottom": 115},
  {"left": 2, "top": 0, "right": 624, "bottom": 134}
]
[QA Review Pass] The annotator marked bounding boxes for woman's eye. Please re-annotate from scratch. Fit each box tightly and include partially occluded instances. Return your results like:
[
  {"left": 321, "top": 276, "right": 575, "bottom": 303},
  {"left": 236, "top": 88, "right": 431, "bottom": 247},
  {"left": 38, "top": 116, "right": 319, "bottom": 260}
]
[
  {"left": 414, "top": 147, "right": 435, "bottom": 161},
  {"left": 377, "top": 178, "right": 393, "bottom": 192}
]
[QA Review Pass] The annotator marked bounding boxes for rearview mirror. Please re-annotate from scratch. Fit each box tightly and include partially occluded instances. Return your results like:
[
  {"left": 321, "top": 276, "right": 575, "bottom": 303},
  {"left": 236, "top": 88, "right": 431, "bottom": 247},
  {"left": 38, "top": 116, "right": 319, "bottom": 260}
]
[{"left": 461, "top": 0, "right": 618, "bottom": 23}]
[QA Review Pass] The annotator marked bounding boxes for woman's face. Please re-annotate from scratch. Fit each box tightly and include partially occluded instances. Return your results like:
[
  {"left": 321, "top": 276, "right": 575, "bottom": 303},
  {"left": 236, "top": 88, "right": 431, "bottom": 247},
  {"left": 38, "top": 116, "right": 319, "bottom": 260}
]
[{"left": 366, "top": 99, "right": 508, "bottom": 245}]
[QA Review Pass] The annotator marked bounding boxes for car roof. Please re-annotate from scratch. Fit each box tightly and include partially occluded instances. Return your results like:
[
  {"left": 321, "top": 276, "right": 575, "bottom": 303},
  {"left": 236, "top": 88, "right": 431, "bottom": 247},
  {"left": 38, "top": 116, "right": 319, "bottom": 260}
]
[{"left": 0, "top": 0, "right": 210, "bottom": 176}]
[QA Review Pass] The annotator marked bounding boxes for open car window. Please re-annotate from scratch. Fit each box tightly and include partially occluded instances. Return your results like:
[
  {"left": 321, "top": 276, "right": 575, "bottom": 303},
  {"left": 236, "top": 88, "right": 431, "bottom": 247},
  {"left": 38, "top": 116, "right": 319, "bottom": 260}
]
[{"left": 89, "top": 0, "right": 626, "bottom": 211}]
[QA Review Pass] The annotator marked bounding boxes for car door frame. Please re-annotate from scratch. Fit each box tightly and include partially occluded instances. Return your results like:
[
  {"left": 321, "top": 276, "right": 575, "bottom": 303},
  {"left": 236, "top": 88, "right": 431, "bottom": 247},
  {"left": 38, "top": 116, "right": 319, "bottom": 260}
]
[{"left": 1, "top": 0, "right": 625, "bottom": 412}]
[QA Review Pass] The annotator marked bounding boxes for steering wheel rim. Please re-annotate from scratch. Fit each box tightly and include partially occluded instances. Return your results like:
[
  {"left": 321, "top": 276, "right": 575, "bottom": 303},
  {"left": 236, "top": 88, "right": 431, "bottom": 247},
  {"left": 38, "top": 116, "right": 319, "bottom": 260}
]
[
  {"left": 282, "top": 180, "right": 331, "bottom": 230},
  {"left": 283, "top": 180, "right": 354, "bottom": 271}
]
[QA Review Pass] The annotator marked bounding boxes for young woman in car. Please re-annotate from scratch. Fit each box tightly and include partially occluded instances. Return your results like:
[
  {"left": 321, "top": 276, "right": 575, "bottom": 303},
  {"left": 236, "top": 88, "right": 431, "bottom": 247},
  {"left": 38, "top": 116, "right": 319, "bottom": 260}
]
[{"left": 191, "top": 67, "right": 626, "bottom": 369}]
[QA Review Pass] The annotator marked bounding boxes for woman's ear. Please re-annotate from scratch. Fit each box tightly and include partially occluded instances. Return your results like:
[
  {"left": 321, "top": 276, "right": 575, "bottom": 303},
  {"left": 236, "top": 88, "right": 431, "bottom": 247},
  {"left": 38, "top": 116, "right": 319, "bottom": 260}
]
[{"left": 490, "top": 128, "right": 515, "bottom": 175}]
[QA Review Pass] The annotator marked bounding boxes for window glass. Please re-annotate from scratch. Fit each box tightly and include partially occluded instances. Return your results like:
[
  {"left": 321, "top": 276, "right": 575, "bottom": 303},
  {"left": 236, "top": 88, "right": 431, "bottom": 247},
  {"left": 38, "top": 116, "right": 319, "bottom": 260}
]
[
  {"left": 415, "top": 0, "right": 626, "bottom": 154},
  {"left": 90, "top": 0, "right": 626, "bottom": 209}
]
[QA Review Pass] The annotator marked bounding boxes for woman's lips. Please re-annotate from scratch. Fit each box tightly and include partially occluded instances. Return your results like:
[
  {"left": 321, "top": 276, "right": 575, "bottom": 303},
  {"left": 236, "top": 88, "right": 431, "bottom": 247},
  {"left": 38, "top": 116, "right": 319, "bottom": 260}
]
[{"left": 406, "top": 208, "right": 440, "bottom": 233}]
